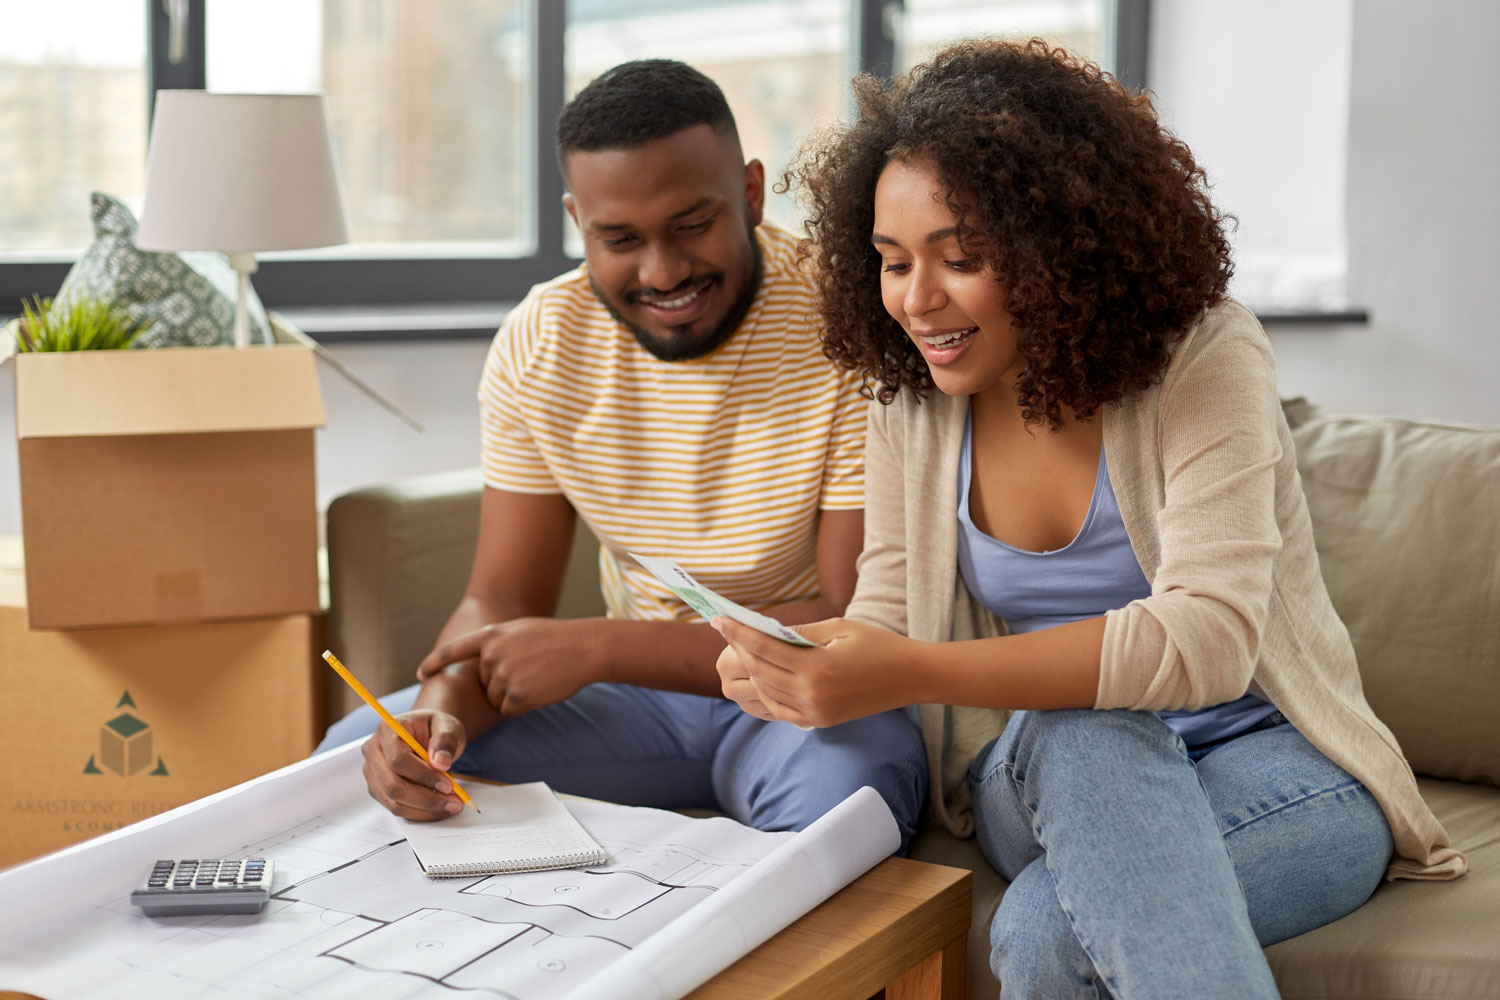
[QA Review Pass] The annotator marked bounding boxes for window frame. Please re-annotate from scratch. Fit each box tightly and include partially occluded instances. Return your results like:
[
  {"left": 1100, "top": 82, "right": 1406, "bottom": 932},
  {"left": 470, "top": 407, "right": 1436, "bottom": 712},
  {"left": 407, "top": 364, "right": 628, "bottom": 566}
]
[{"left": 2, "top": 0, "right": 1149, "bottom": 336}]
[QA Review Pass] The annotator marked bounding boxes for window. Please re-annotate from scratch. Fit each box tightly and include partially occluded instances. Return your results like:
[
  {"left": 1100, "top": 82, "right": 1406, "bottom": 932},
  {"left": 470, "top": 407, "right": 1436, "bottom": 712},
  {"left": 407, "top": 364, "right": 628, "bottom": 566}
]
[
  {"left": 1, "top": 0, "right": 1145, "bottom": 334},
  {"left": 896, "top": 0, "right": 1114, "bottom": 73},
  {"left": 564, "top": 0, "right": 850, "bottom": 238},
  {"left": 0, "top": 2, "right": 148, "bottom": 255},
  {"left": 207, "top": 0, "right": 531, "bottom": 254}
]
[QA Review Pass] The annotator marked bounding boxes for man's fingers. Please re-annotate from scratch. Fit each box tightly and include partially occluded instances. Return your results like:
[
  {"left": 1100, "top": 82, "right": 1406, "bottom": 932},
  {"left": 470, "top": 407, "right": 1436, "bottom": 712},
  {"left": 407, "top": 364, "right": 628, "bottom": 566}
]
[
  {"left": 425, "top": 715, "right": 467, "bottom": 772},
  {"left": 362, "top": 744, "right": 463, "bottom": 819},
  {"left": 383, "top": 731, "right": 446, "bottom": 786},
  {"left": 416, "top": 630, "right": 489, "bottom": 679}
]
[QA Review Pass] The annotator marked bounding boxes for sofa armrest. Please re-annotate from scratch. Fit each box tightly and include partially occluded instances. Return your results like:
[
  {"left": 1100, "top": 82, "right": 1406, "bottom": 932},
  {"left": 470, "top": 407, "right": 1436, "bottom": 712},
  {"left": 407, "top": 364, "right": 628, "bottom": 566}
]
[{"left": 323, "top": 468, "right": 605, "bottom": 724}]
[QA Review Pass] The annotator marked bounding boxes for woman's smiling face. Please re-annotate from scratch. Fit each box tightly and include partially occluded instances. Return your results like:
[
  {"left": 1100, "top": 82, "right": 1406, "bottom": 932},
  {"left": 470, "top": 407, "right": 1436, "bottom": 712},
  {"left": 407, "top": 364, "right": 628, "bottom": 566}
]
[{"left": 872, "top": 158, "right": 1023, "bottom": 400}]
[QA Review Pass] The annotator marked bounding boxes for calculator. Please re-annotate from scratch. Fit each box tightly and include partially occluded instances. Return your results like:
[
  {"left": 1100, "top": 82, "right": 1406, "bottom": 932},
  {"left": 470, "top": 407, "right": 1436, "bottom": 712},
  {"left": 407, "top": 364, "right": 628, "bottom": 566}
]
[{"left": 128, "top": 858, "right": 274, "bottom": 916}]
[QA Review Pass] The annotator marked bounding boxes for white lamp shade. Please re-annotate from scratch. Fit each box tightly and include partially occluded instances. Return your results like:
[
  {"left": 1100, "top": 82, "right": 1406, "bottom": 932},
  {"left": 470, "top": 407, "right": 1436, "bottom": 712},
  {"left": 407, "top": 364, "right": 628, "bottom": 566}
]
[{"left": 136, "top": 91, "right": 349, "bottom": 253}]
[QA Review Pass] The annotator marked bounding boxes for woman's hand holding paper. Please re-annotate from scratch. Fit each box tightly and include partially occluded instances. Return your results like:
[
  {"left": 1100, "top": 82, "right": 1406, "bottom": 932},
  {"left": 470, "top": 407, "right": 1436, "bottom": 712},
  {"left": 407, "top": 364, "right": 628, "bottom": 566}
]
[{"left": 712, "top": 617, "right": 925, "bottom": 728}]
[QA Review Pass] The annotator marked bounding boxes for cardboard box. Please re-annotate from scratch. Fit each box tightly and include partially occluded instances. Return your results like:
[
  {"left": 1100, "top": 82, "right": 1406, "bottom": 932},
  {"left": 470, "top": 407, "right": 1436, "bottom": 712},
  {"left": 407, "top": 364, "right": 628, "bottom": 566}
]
[
  {"left": 0, "top": 539, "right": 319, "bottom": 869},
  {"left": 14, "top": 343, "right": 324, "bottom": 629}
]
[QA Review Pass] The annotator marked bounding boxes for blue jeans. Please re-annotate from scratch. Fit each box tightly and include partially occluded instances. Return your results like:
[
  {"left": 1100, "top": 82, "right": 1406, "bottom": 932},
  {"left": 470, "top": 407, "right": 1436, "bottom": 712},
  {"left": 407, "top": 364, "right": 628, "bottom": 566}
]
[
  {"left": 319, "top": 682, "right": 928, "bottom": 853},
  {"left": 968, "top": 709, "right": 1393, "bottom": 999}
]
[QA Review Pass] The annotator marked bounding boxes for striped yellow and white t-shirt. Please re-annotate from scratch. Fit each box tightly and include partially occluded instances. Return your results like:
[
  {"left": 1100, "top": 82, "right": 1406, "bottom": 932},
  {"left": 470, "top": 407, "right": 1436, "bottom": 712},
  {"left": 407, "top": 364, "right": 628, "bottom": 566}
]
[{"left": 479, "top": 221, "right": 869, "bottom": 622}]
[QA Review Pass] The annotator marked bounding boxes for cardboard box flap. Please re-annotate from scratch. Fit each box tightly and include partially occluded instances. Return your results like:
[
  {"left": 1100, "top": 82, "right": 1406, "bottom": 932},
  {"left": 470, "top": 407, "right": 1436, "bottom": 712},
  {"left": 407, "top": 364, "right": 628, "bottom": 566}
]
[
  {"left": 269, "top": 312, "right": 424, "bottom": 433},
  {"left": 16, "top": 345, "right": 326, "bottom": 439}
]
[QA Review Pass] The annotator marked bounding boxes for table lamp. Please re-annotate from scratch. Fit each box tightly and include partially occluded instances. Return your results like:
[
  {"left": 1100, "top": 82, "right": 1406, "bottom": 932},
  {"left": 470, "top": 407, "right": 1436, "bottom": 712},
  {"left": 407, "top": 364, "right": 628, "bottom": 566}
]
[{"left": 135, "top": 91, "right": 348, "bottom": 348}]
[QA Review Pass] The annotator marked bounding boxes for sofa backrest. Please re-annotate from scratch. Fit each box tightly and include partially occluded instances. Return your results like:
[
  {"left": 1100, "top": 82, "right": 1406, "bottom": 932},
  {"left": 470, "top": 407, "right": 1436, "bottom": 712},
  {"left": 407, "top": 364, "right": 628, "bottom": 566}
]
[{"left": 1285, "top": 400, "right": 1500, "bottom": 788}]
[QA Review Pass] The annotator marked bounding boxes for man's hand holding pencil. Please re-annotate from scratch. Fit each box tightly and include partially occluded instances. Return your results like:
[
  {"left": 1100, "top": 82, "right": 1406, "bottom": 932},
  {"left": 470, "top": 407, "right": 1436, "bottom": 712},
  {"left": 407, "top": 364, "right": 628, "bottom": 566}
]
[{"left": 323, "top": 650, "right": 482, "bottom": 822}]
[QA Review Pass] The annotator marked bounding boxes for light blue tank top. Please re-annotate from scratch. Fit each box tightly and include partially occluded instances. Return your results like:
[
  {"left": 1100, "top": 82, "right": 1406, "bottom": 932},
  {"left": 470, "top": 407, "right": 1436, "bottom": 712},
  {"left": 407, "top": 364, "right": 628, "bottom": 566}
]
[{"left": 956, "top": 414, "right": 1276, "bottom": 748}]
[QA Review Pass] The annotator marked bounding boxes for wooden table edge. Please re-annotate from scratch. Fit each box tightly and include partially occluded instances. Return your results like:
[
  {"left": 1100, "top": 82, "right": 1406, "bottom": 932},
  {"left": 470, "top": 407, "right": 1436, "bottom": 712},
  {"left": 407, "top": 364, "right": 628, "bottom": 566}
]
[{"left": 688, "top": 856, "right": 973, "bottom": 1000}]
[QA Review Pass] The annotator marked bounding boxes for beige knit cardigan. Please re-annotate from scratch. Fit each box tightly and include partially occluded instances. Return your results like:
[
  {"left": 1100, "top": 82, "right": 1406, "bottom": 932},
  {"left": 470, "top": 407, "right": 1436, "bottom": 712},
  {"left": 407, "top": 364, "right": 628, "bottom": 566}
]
[{"left": 844, "top": 299, "right": 1464, "bottom": 881}]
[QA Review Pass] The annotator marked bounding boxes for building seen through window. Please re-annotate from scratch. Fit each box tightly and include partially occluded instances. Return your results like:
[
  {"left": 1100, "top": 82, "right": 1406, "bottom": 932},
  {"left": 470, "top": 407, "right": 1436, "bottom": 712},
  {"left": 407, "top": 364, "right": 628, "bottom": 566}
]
[
  {"left": 208, "top": 0, "right": 530, "bottom": 257},
  {"left": 565, "top": 0, "right": 849, "bottom": 238},
  {"left": 896, "top": 0, "right": 1110, "bottom": 73},
  {"left": 0, "top": 1, "right": 147, "bottom": 254}
]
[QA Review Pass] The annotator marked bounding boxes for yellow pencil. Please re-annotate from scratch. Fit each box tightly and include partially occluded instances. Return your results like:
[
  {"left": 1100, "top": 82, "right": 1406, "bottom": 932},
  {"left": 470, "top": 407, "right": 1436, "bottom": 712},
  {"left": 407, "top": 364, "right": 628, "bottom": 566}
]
[{"left": 321, "top": 649, "right": 480, "bottom": 814}]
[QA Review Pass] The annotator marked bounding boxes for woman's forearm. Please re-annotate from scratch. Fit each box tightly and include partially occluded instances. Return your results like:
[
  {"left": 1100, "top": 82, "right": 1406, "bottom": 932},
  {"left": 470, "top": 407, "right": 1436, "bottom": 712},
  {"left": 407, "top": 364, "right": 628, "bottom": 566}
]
[{"left": 911, "top": 616, "right": 1105, "bottom": 710}]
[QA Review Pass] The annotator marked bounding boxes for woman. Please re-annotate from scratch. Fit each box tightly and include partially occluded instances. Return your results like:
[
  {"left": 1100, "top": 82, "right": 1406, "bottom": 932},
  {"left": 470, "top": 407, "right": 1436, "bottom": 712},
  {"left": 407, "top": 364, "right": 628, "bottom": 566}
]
[{"left": 712, "top": 39, "right": 1463, "bottom": 997}]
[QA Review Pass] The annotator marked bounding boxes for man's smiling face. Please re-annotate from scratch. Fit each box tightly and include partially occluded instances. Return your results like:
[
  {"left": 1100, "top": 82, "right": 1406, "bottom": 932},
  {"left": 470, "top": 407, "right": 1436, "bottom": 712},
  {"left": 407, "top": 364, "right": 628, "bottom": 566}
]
[{"left": 563, "top": 123, "right": 765, "bottom": 361}]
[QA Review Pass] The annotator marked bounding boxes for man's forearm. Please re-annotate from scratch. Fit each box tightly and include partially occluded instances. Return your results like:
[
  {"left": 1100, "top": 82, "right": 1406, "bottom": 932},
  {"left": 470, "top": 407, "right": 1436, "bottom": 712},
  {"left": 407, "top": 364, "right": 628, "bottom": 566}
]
[
  {"left": 430, "top": 600, "right": 729, "bottom": 699},
  {"left": 762, "top": 596, "right": 844, "bottom": 627},
  {"left": 426, "top": 597, "right": 820, "bottom": 703},
  {"left": 582, "top": 618, "right": 729, "bottom": 696}
]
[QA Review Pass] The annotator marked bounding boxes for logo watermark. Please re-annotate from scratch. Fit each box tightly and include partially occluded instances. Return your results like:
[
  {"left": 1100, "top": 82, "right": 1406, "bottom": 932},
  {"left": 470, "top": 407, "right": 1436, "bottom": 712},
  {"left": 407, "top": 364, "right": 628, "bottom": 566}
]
[{"left": 83, "top": 690, "right": 169, "bottom": 778}]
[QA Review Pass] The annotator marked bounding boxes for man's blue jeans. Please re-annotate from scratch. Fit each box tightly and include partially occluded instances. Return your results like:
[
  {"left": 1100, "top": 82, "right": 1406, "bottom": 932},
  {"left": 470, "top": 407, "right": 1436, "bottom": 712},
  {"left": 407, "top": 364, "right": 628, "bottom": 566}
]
[
  {"left": 969, "top": 709, "right": 1393, "bottom": 999},
  {"left": 318, "top": 681, "right": 928, "bottom": 853}
]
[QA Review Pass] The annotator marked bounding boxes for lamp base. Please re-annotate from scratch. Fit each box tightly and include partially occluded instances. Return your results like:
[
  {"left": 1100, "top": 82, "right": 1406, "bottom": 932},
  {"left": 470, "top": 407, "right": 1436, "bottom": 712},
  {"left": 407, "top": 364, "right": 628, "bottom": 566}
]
[{"left": 227, "top": 252, "right": 260, "bottom": 349}]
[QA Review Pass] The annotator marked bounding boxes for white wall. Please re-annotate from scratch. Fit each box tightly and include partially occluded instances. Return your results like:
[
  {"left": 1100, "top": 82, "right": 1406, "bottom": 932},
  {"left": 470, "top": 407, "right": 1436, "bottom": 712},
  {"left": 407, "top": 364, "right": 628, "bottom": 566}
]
[
  {"left": 1151, "top": 0, "right": 1500, "bottom": 426},
  {"left": 0, "top": 339, "right": 489, "bottom": 537},
  {"left": 1149, "top": 0, "right": 1353, "bottom": 310},
  {"left": 1275, "top": 0, "right": 1500, "bottom": 425}
]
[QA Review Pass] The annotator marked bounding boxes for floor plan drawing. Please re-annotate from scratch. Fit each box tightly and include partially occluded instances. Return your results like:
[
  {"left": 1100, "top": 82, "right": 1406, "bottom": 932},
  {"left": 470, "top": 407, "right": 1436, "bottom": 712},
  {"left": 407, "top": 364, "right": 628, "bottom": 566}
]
[
  {"left": 92, "top": 791, "right": 780, "bottom": 999},
  {"left": 0, "top": 741, "right": 898, "bottom": 1000}
]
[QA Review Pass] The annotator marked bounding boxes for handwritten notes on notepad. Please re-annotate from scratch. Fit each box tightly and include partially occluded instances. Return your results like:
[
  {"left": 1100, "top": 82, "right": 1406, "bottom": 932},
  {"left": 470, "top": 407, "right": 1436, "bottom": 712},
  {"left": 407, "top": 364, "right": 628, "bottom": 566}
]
[{"left": 400, "top": 781, "right": 608, "bottom": 877}]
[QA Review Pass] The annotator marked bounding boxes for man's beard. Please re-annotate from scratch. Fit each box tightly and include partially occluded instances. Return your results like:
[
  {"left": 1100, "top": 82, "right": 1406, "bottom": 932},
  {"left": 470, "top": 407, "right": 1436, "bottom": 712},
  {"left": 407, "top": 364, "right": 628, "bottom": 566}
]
[{"left": 592, "top": 222, "right": 763, "bottom": 363}]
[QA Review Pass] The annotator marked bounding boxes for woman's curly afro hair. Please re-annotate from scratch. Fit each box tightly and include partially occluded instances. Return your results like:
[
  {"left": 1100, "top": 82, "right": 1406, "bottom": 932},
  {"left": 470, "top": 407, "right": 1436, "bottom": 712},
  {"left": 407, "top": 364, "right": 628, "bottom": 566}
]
[{"left": 787, "top": 39, "right": 1234, "bottom": 428}]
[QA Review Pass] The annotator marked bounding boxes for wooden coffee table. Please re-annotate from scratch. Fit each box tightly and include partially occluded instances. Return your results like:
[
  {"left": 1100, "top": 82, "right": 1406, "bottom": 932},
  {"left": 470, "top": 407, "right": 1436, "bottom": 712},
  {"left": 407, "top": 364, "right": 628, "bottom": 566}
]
[{"left": 688, "top": 856, "right": 972, "bottom": 999}]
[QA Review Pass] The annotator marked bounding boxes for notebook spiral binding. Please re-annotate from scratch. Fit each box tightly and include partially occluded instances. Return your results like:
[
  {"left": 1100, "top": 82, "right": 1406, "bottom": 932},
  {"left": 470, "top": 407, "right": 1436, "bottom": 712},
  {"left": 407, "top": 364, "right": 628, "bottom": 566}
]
[{"left": 424, "top": 848, "right": 609, "bottom": 878}]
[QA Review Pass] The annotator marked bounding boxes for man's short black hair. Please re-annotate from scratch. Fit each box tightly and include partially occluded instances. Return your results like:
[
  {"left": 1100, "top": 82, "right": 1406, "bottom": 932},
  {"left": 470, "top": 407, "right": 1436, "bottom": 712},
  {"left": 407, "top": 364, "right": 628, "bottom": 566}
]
[{"left": 556, "top": 59, "right": 740, "bottom": 171}]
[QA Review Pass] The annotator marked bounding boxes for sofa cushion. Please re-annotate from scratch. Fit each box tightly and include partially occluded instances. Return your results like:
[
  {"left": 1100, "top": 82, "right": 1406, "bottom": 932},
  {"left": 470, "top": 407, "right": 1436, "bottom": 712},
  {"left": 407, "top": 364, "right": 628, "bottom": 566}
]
[
  {"left": 1288, "top": 406, "right": 1500, "bottom": 787},
  {"left": 1265, "top": 777, "right": 1500, "bottom": 998}
]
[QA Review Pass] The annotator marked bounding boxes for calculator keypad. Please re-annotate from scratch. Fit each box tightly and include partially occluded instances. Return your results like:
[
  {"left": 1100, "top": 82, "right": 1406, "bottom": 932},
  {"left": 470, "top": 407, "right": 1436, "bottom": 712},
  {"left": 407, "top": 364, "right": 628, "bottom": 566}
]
[{"left": 130, "top": 858, "right": 274, "bottom": 916}]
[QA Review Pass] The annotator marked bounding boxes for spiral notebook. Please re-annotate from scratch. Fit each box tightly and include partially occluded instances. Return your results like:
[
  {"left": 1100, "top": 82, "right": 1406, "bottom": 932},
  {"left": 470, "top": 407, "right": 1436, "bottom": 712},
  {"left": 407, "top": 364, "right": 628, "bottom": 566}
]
[{"left": 400, "top": 780, "right": 608, "bottom": 877}]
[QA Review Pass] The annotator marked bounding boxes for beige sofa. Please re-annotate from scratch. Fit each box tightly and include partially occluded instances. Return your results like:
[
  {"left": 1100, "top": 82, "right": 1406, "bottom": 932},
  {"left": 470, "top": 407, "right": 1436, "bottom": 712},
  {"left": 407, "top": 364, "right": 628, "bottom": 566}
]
[{"left": 324, "top": 399, "right": 1500, "bottom": 999}]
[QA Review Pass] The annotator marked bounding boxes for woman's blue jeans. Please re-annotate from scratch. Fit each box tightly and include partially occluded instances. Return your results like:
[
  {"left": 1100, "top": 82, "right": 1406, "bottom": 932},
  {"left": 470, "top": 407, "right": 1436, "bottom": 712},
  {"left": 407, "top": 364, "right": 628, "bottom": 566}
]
[{"left": 968, "top": 709, "right": 1394, "bottom": 999}]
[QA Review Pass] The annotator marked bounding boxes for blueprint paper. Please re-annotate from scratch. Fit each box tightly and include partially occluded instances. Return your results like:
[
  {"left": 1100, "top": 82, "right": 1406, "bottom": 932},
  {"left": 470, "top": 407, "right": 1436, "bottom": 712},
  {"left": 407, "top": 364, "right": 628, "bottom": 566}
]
[
  {"left": 0, "top": 740, "right": 897, "bottom": 1000},
  {"left": 560, "top": 785, "right": 900, "bottom": 999}
]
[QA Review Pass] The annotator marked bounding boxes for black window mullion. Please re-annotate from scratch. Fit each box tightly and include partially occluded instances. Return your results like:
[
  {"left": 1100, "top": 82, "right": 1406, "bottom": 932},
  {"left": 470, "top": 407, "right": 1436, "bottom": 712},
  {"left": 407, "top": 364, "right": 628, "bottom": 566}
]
[
  {"left": 853, "top": 0, "right": 901, "bottom": 81},
  {"left": 3, "top": 264, "right": 70, "bottom": 316},
  {"left": 1114, "top": 0, "right": 1150, "bottom": 92},
  {"left": 147, "top": 0, "right": 207, "bottom": 118},
  {"left": 535, "top": 0, "right": 567, "bottom": 263}
]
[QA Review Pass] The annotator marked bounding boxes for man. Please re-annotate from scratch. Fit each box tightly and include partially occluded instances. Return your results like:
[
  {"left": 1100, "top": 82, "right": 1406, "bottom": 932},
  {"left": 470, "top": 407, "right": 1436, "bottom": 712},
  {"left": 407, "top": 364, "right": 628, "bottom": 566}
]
[{"left": 319, "top": 60, "right": 926, "bottom": 849}]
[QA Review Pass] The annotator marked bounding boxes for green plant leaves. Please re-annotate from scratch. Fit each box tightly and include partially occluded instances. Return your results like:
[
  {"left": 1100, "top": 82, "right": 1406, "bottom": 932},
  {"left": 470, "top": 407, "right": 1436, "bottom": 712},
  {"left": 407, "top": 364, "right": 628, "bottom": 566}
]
[{"left": 15, "top": 295, "right": 154, "bottom": 353}]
